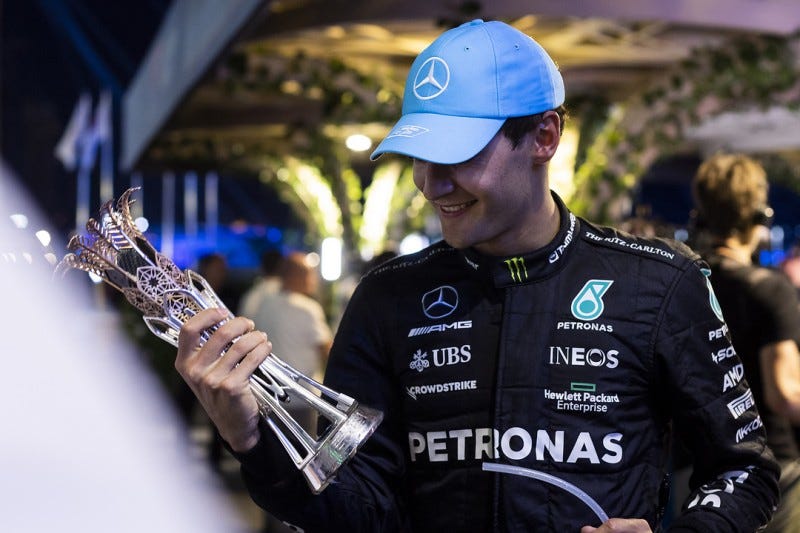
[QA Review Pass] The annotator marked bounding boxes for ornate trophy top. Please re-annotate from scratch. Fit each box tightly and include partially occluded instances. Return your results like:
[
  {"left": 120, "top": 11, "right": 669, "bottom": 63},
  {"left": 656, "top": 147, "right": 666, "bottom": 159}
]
[{"left": 56, "top": 187, "right": 227, "bottom": 346}]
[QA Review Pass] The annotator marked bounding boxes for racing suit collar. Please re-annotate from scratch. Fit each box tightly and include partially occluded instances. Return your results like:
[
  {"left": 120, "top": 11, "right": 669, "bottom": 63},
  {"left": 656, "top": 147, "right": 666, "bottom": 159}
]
[{"left": 460, "top": 192, "right": 579, "bottom": 288}]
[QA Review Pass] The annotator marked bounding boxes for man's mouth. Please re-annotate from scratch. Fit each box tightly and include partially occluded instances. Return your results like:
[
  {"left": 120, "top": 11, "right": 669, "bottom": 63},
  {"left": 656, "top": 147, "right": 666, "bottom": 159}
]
[{"left": 437, "top": 200, "right": 477, "bottom": 214}]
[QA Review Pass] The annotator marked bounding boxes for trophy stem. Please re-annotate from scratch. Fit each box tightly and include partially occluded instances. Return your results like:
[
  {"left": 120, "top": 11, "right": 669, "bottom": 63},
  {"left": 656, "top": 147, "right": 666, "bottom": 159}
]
[{"left": 248, "top": 354, "right": 383, "bottom": 494}]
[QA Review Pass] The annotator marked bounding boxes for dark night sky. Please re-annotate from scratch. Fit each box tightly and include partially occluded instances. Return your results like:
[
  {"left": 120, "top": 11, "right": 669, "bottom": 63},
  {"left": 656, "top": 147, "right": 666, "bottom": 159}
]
[{"left": 1, "top": 0, "right": 170, "bottom": 235}]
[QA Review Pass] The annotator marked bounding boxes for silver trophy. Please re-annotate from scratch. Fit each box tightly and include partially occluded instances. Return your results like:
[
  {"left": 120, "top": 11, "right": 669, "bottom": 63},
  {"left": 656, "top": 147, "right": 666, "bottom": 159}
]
[{"left": 57, "top": 188, "right": 383, "bottom": 493}]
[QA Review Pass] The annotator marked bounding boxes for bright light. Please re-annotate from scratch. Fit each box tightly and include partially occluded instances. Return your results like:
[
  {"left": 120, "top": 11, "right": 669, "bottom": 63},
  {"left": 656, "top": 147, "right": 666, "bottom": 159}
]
[
  {"left": 35, "top": 230, "right": 51, "bottom": 247},
  {"left": 134, "top": 217, "right": 150, "bottom": 232},
  {"left": 305, "top": 252, "right": 320, "bottom": 268},
  {"left": 674, "top": 228, "right": 689, "bottom": 242},
  {"left": 290, "top": 160, "right": 342, "bottom": 237},
  {"left": 360, "top": 162, "right": 401, "bottom": 258},
  {"left": 399, "top": 233, "right": 429, "bottom": 255},
  {"left": 549, "top": 123, "right": 579, "bottom": 202},
  {"left": 44, "top": 252, "right": 58, "bottom": 265},
  {"left": 345, "top": 134, "right": 372, "bottom": 152},
  {"left": 10, "top": 214, "right": 28, "bottom": 229},
  {"left": 320, "top": 237, "right": 342, "bottom": 281},
  {"left": 770, "top": 226, "right": 785, "bottom": 247},
  {"left": 88, "top": 272, "right": 103, "bottom": 284}
]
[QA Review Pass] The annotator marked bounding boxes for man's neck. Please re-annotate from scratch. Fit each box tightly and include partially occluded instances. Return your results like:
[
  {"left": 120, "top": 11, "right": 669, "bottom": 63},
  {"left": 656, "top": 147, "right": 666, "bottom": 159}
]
[{"left": 715, "top": 238, "right": 753, "bottom": 265}]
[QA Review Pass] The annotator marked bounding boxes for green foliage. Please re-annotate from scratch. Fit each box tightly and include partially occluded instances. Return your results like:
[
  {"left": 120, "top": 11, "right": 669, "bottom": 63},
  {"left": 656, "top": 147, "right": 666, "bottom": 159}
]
[
  {"left": 572, "top": 33, "right": 800, "bottom": 223},
  {"left": 215, "top": 49, "right": 408, "bottom": 256}
]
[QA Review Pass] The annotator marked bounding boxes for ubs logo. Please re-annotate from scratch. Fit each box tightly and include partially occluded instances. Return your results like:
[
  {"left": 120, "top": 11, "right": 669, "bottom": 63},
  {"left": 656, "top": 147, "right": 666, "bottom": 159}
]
[
  {"left": 422, "top": 285, "right": 459, "bottom": 319},
  {"left": 413, "top": 57, "right": 450, "bottom": 100}
]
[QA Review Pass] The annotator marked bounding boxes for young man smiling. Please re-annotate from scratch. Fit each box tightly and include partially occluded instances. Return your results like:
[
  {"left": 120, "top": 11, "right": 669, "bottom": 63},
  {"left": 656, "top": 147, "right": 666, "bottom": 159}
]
[{"left": 175, "top": 20, "right": 779, "bottom": 532}]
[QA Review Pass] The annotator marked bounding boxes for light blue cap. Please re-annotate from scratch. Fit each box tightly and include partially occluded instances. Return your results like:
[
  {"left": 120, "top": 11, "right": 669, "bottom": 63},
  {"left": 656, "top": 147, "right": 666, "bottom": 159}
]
[{"left": 371, "top": 19, "right": 565, "bottom": 164}]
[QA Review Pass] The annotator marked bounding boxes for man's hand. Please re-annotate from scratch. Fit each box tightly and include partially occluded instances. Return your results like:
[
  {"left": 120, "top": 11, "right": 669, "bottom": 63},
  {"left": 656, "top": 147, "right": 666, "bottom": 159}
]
[
  {"left": 581, "top": 518, "right": 652, "bottom": 533},
  {"left": 175, "top": 308, "right": 271, "bottom": 453}
]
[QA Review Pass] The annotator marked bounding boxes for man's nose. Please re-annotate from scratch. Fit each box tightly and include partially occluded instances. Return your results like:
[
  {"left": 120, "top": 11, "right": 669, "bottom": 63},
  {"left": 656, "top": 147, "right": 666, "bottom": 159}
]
[{"left": 417, "top": 162, "right": 455, "bottom": 198}]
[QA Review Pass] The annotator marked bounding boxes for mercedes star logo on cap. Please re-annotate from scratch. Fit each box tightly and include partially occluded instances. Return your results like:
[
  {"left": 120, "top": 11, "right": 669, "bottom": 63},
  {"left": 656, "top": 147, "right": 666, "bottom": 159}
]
[{"left": 413, "top": 57, "right": 450, "bottom": 100}]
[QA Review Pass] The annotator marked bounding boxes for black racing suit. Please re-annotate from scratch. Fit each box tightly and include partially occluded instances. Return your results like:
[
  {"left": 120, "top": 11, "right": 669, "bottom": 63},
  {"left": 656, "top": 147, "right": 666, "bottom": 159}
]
[{"left": 236, "top": 194, "right": 779, "bottom": 532}]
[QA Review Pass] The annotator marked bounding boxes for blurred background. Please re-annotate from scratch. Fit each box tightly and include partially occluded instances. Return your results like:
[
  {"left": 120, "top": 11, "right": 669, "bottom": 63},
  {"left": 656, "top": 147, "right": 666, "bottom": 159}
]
[{"left": 3, "top": 1, "right": 800, "bottom": 531}]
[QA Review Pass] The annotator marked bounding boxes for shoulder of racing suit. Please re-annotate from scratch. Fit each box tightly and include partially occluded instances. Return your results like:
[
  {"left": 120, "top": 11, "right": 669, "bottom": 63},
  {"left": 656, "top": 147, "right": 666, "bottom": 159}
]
[
  {"left": 578, "top": 219, "right": 700, "bottom": 269},
  {"left": 361, "top": 240, "right": 460, "bottom": 281}
]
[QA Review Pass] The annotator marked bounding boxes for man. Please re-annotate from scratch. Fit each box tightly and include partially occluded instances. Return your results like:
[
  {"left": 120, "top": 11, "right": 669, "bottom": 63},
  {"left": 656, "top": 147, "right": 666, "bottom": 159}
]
[
  {"left": 239, "top": 249, "right": 284, "bottom": 319},
  {"left": 691, "top": 154, "right": 800, "bottom": 533},
  {"left": 197, "top": 252, "right": 241, "bottom": 315},
  {"left": 251, "top": 251, "right": 332, "bottom": 415},
  {"left": 176, "top": 20, "right": 779, "bottom": 532}
]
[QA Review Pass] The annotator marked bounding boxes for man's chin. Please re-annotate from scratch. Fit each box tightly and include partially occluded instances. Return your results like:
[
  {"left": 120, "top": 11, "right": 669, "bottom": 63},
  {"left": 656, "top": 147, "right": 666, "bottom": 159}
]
[{"left": 440, "top": 233, "right": 470, "bottom": 250}]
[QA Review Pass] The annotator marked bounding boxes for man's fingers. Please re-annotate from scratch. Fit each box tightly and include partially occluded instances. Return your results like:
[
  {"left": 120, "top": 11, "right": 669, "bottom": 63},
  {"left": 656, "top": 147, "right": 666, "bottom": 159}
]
[
  {"left": 187, "top": 315, "right": 255, "bottom": 368},
  {"left": 177, "top": 307, "right": 227, "bottom": 357},
  {"left": 581, "top": 518, "right": 652, "bottom": 533},
  {"left": 214, "top": 330, "right": 271, "bottom": 374}
]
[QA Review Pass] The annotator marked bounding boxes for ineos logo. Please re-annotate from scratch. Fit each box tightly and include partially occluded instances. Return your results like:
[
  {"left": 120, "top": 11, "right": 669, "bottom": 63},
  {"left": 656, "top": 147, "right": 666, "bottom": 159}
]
[
  {"left": 422, "top": 285, "right": 458, "bottom": 319},
  {"left": 413, "top": 57, "right": 450, "bottom": 100}
]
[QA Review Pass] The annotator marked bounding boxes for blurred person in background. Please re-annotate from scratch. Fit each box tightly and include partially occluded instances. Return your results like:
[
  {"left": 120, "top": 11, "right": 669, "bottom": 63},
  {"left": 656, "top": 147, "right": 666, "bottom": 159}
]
[
  {"left": 691, "top": 153, "right": 800, "bottom": 533},
  {"left": 252, "top": 251, "right": 332, "bottom": 412},
  {"left": 239, "top": 249, "right": 284, "bottom": 319},
  {"left": 248, "top": 250, "right": 332, "bottom": 533},
  {"left": 780, "top": 241, "right": 800, "bottom": 298},
  {"left": 198, "top": 252, "right": 241, "bottom": 314}
]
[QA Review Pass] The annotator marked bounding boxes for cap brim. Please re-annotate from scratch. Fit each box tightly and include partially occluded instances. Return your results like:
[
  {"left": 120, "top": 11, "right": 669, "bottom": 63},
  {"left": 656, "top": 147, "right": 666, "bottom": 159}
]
[{"left": 370, "top": 113, "right": 505, "bottom": 164}]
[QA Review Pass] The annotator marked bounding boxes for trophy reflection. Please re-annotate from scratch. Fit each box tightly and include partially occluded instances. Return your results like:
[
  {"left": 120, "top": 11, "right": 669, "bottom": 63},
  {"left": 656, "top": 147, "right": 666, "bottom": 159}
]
[{"left": 57, "top": 188, "right": 383, "bottom": 493}]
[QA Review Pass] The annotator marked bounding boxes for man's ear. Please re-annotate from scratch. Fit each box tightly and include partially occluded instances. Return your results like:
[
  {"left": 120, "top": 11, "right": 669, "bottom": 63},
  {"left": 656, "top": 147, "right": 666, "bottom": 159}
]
[{"left": 532, "top": 111, "right": 561, "bottom": 164}]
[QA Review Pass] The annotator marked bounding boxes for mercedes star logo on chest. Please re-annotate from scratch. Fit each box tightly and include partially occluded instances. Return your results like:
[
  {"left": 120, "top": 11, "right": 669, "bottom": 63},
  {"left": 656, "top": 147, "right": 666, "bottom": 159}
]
[{"left": 422, "top": 285, "right": 459, "bottom": 319}]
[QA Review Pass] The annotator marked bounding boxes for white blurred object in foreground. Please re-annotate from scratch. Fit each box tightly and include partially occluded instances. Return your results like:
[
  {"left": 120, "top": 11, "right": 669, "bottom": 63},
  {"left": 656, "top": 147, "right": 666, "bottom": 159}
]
[{"left": 0, "top": 161, "right": 246, "bottom": 533}]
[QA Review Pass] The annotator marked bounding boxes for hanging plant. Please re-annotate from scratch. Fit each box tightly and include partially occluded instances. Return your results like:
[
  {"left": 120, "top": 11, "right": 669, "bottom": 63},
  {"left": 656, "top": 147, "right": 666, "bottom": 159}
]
[
  {"left": 571, "top": 32, "right": 800, "bottom": 223},
  {"left": 211, "top": 47, "right": 410, "bottom": 260}
]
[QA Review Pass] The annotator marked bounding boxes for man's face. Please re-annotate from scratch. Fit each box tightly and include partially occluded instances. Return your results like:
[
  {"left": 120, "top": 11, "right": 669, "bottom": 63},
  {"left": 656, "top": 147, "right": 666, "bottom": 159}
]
[{"left": 412, "top": 130, "right": 541, "bottom": 256}]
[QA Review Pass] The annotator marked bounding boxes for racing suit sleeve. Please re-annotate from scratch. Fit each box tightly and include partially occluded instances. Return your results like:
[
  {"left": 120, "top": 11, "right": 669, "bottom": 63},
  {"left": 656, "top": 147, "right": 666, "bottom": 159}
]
[
  {"left": 233, "top": 277, "right": 410, "bottom": 532},
  {"left": 654, "top": 259, "right": 780, "bottom": 532}
]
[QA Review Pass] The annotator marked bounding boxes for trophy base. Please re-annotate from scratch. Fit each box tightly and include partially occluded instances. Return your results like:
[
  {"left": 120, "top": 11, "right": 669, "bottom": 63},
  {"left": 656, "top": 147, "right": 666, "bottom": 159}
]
[{"left": 301, "top": 404, "right": 384, "bottom": 494}]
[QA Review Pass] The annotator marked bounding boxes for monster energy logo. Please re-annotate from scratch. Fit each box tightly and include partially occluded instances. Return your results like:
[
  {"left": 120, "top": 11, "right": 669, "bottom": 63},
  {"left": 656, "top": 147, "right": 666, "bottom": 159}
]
[{"left": 504, "top": 257, "right": 528, "bottom": 282}]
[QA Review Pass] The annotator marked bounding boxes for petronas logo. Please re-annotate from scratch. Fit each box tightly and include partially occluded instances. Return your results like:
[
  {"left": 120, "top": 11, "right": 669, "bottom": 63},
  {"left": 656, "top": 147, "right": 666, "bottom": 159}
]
[
  {"left": 571, "top": 280, "right": 614, "bottom": 321},
  {"left": 701, "top": 268, "right": 724, "bottom": 322},
  {"left": 504, "top": 257, "right": 528, "bottom": 282}
]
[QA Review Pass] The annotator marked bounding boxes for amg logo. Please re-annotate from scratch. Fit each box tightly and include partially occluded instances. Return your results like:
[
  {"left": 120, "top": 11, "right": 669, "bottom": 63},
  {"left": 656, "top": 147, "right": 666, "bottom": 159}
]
[
  {"left": 408, "top": 320, "right": 472, "bottom": 337},
  {"left": 736, "top": 416, "right": 762, "bottom": 443},
  {"left": 727, "top": 389, "right": 755, "bottom": 419}
]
